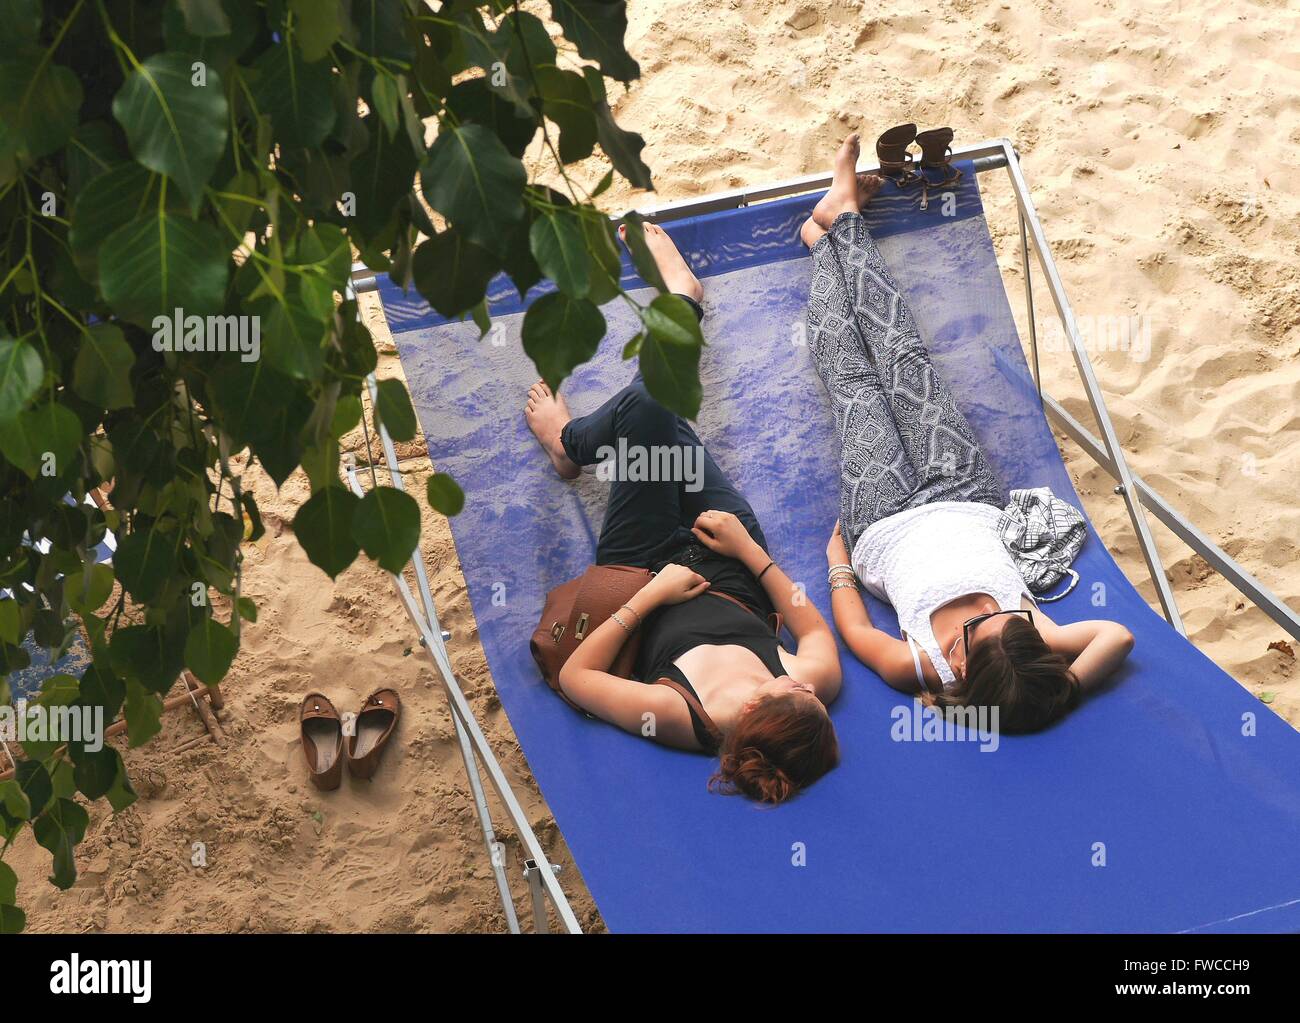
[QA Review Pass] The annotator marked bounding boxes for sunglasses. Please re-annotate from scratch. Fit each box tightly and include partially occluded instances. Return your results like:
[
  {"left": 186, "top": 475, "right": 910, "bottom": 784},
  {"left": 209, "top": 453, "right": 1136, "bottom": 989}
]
[{"left": 947, "top": 608, "right": 1034, "bottom": 666}]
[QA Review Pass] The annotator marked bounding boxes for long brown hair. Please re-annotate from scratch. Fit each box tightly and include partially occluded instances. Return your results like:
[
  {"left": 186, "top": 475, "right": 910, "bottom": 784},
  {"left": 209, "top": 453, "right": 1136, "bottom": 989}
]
[
  {"left": 927, "top": 614, "right": 1078, "bottom": 731},
  {"left": 709, "top": 694, "right": 840, "bottom": 804}
]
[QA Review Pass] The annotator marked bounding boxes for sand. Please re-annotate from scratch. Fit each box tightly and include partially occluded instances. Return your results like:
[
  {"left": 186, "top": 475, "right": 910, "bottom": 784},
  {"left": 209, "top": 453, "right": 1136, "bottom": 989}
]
[{"left": 9, "top": 0, "right": 1297, "bottom": 932}]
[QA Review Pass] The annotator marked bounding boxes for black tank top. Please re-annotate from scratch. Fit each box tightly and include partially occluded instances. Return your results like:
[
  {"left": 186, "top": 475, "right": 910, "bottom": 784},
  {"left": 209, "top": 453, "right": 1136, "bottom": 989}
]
[{"left": 634, "top": 542, "right": 786, "bottom": 752}]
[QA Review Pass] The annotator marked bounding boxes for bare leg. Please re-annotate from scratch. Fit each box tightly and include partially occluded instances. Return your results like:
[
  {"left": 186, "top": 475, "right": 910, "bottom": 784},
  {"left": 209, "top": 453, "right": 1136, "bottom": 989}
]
[
  {"left": 525, "top": 225, "right": 704, "bottom": 480},
  {"left": 525, "top": 381, "right": 581, "bottom": 479},
  {"left": 618, "top": 221, "right": 703, "bottom": 302},
  {"left": 801, "top": 133, "right": 885, "bottom": 247}
]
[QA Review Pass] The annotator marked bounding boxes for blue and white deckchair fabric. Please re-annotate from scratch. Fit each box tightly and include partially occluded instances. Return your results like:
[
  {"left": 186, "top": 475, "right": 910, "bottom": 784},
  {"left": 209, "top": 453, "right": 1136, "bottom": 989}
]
[{"left": 378, "top": 162, "right": 1300, "bottom": 933}]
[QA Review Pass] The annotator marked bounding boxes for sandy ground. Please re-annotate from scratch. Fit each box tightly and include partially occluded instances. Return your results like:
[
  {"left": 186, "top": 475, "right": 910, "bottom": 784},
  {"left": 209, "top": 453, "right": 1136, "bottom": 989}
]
[{"left": 9, "top": 0, "right": 1298, "bottom": 932}]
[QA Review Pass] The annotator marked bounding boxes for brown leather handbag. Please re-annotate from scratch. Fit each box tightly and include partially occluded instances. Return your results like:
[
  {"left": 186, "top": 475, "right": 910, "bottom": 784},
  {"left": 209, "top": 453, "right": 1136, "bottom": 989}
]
[{"left": 530, "top": 565, "right": 653, "bottom": 707}]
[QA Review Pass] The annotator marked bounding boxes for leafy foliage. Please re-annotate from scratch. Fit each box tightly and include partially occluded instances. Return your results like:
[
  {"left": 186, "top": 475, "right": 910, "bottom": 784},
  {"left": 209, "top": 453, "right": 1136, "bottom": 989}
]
[{"left": 0, "top": 0, "right": 701, "bottom": 930}]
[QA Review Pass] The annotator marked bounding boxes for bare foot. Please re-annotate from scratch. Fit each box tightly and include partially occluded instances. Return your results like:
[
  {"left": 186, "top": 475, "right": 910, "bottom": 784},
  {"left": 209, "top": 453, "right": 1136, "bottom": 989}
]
[
  {"left": 619, "top": 221, "right": 703, "bottom": 303},
  {"left": 801, "top": 173, "right": 885, "bottom": 247},
  {"left": 525, "top": 381, "right": 580, "bottom": 480},
  {"left": 811, "top": 132, "right": 864, "bottom": 230}
]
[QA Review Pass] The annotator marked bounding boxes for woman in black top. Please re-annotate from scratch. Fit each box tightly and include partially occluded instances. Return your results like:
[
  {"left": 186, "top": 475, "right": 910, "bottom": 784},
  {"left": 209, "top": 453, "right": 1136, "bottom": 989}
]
[{"left": 525, "top": 222, "right": 842, "bottom": 804}]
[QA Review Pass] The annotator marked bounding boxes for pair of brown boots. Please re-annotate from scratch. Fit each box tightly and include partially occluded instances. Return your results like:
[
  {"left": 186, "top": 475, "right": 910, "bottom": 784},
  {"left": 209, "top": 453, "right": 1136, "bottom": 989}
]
[{"left": 300, "top": 689, "right": 401, "bottom": 790}]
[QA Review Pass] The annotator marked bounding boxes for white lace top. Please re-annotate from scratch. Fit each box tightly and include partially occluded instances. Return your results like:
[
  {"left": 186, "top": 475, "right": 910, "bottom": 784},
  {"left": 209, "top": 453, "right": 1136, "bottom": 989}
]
[{"left": 851, "top": 501, "right": 1033, "bottom": 690}]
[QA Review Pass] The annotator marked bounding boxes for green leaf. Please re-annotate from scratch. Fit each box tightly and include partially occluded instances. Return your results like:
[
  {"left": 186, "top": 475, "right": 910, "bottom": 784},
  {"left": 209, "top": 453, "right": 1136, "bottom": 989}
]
[
  {"left": 99, "top": 212, "right": 230, "bottom": 328},
  {"left": 251, "top": 43, "right": 337, "bottom": 149},
  {"left": 586, "top": 67, "right": 653, "bottom": 191},
  {"left": 0, "top": 904, "right": 25, "bottom": 934},
  {"left": 373, "top": 378, "right": 417, "bottom": 442},
  {"left": 236, "top": 595, "right": 258, "bottom": 622},
  {"left": 370, "top": 73, "right": 401, "bottom": 141},
  {"left": 349, "top": 115, "right": 419, "bottom": 242},
  {"left": 184, "top": 617, "right": 237, "bottom": 684},
  {"left": 65, "top": 563, "right": 115, "bottom": 616},
  {"left": 293, "top": 485, "right": 362, "bottom": 579},
  {"left": 0, "top": 401, "right": 81, "bottom": 479},
  {"left": 176, "top": 0, "right": 231, "bottom": 36},
  {"left": 530, "top": 211, "right": 591, "bottom": 299},
  {"left": 111, "top": 53, "right": 229, "bottom": 212},
  {"left": 290, "top": 0, "right": 344, "bottom": 61},
  {"left": 122, "top": 678, "right": 164, "bottom": 747},
  {"left": 110, "top": 625, "right": 184, "bottom": 696},
  {"left": 14, "top": 762, "right": 52, "bottom": 820},
  {"left": 617, "top": 213, "right": 667, "bottom": 291},
  {"left": 535, "top": 67, "right": 597, "bottom": 165},
  {"left": 420, "top": 125, "right": 527, "bottom": 258},
  {"left": 0, "top": 54, "right": 83, "bottom": 162},
  {"left": 582, "top": 214, "right": 623, "bottom": 305},
  {"left": 70, "top": 744, "right": 122, "bottom": 802},
  {"left": 72, "top": 324, "right": 137, "bottom": 410},
  {"left": 0, "top": 598, "right": 18, "bottom": 644},
  {"left": 411, "top": 229, "right": 500, "bottom": 319},
  {"left": 426, "top": 472, "right": 465, "bottom": 517},
  {"left": 522, "top": 292, "right": 606, "bottom": 390},
  {"left": 0, "top": 780, "right": 30, "bottom": 821},
  {"left": 105, "top": 761, "right": 138, "bottom": 813},
  {"left": 445, "top": 78, "right": 537, "bottom": 159},
  {"left": 639, "top": 294, "right": 704, "bottom": 418},
  {"left": 1, "top": 0, "right": 40, "bottom": 44},
  {"left": 549, "top": 0, "right": 640, "bottom": 82},
  {"left": 330, "top": 394, "right": 363, "bottom": 439},
  {"left": 352, "top": 486, "right": 420, "bottom": 573},
  {"left": 0, "top": 336, "right": 43, "bottom": 426},
  {"left": 69, "top": 163, "right": 170, "bottom": 280},
  {"left": 253, "top": 295, "right": 328, "bottom": 380},
  {"left": 115, "top": 527, "right": 180, "bottom": 604},
  {"left": 162, "top": 0, "right": 258, "bottom": 77},
  {"left": 33, "top": 797, "right": 90, "bottom": 890},
  {"left": 209, "top": 361, "right": 313, "bottom": 486},
  {"left": 79, "top": 662, "right": 126, "bottom": 725}
]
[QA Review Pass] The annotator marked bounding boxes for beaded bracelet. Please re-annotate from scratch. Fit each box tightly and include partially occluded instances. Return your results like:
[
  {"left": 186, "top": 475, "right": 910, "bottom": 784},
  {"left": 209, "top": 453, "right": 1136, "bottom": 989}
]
[
  {"left": 830, "top": 580, "right": 858, "bottom": 593},
  {"left": 610, "top": 611, "right": 634, "bottom": 633}
]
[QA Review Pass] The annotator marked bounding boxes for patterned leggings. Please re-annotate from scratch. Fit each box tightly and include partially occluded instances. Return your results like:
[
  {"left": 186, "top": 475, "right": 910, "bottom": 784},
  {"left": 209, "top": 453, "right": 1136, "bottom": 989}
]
[{"left": 806, "top": 212, "right": 1004, "bottom": 552}]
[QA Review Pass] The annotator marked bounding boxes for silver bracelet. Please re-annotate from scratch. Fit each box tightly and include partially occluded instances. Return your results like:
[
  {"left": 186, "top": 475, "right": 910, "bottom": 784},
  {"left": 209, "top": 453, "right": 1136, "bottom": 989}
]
[
  {"left": 828, "top": 567, "right": 856, "bottom": 583},
  {"left": 830, "top": 580, "right": 858, "bottom": 593},
  {"left": 619, "top": 602, "right": 642, "bottom": 625},
  {"left": 610, "top": 611, "right": 634, "bottom": 633}
]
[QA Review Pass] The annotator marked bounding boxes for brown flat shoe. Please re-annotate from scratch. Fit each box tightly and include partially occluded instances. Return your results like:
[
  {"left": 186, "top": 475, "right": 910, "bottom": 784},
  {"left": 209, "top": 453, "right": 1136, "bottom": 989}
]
[
  {"left": 301, "top": 693, "right": 344, "bottom": 791},
  {"left": 347, "top": 689, "right": 401, "bottom": 779}
]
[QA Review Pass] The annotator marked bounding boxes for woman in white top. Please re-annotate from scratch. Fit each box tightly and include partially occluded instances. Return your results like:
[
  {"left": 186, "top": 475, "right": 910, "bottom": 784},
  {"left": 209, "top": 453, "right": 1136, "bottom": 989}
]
[{"left": 800, "top": 134, "right": 1134, "bottom": 731}]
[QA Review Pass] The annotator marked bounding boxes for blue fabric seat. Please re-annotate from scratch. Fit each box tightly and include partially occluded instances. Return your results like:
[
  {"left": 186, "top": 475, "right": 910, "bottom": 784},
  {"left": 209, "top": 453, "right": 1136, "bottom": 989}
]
[{"left": 379, "top": 165, "right": 1300, "bottom": 932}]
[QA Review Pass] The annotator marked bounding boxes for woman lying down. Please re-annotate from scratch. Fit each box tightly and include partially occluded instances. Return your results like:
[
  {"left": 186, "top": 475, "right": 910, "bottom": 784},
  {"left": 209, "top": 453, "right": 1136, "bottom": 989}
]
[
  {"left": 525, "top": 221, "right": 842, "bottom": 806},
  {"left": 804, "top": 133, "right": 1135, "bottom": 730}
]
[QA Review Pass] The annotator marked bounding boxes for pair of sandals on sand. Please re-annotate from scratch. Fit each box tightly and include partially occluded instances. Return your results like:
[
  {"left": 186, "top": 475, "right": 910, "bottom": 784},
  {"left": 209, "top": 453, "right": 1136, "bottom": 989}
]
[
  {"left": 876, "top": 123, "right": 962, "bottom": 209},
  {"left": 299, "top": 689, "right": 401, "bottom": 790}
]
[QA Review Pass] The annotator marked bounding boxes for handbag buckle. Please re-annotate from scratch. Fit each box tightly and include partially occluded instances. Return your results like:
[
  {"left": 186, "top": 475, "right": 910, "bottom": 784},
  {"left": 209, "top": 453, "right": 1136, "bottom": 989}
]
[
  {"left": 550, "top": 622, "right": 565, "bottom": 641},
  {"left": 575, "top": 612, "right": 590, "bottom": 640}
]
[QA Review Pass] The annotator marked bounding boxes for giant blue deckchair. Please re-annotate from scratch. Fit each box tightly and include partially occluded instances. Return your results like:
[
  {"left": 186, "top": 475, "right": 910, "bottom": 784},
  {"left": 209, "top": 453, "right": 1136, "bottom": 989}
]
[{"left": 357, "top": 139, "right": 1300, "bottom": 933}]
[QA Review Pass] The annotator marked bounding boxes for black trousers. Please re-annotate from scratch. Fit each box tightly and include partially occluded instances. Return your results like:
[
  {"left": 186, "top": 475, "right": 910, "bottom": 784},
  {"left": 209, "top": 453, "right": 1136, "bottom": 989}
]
[{"left": 560, "top": 375, "right": 769, "bottom": 569}]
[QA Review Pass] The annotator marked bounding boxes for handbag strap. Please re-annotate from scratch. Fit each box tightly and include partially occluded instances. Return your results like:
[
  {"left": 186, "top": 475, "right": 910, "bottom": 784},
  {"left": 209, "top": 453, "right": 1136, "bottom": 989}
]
[{"left": 652, "top": 675, "right": 723, "bottom": 753}]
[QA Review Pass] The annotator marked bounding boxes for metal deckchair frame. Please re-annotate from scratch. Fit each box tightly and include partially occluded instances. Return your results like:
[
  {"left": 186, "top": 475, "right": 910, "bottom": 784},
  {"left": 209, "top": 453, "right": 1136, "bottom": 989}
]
[{"left": 348, "top": 136, "right": 1299, "bottom": 933}]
